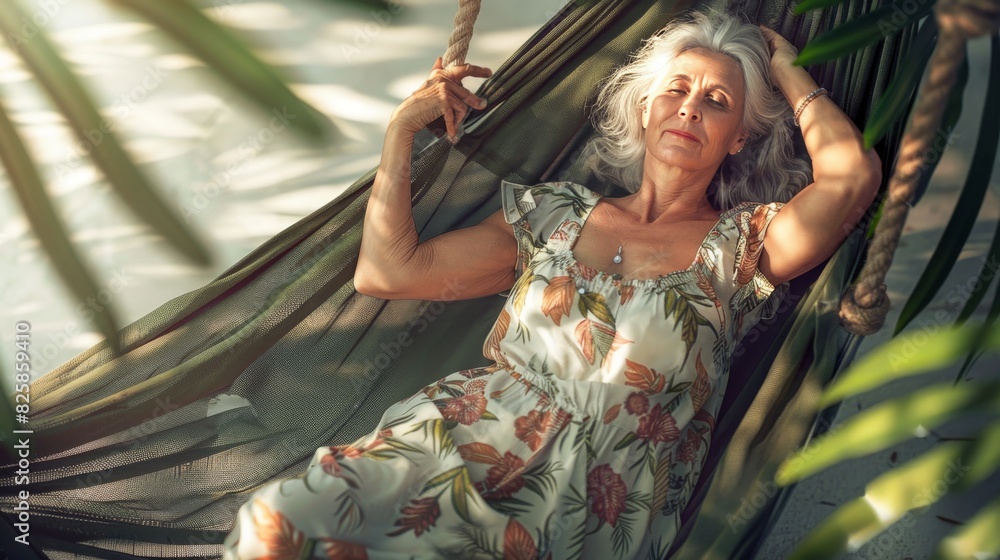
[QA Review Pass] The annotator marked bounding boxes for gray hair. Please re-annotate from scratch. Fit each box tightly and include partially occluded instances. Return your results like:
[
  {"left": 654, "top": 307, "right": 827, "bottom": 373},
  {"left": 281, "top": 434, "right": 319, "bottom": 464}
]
[{"left": 581, "top": 9, "right": 811, "bottom": 210}]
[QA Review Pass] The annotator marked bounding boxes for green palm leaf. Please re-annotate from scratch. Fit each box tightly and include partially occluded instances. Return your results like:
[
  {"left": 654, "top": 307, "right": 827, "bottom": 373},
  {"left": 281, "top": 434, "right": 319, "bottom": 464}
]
[
  {"left": 776, "top": 379, "right": 1000, "bottom": 485},
  {"left": 862, "top": 18, "right": 937, "bottom": 150},
  {"left": 819, "top": 320, "right": 1000, "bottom": 407},
  {"left": 0, "top": 92, "right": 123, "bottom": 354},
  {"left": 108, "top": 0, "right": 336, "bottom": 141},
  {"left": 932, "top": 495, "right": 1000, "bottom": 560},
  {"left": 787, "top": 441, "right": 977, "bottom": 560},
  {"left": 793, "top": 0, "right": 850, "bottom": 15},
  {"left": 895, "top": 37, "right": 1000, "bottom": 336},
  {"left": 793, "top": 0, "right": 933, "bottom": 67}
]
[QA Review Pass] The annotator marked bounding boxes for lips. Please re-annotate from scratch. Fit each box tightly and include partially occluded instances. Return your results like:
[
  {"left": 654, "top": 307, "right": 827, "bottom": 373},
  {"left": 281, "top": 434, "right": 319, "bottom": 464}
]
[{"left": 667, "top": 129, "right": 699, "bottom": 142}]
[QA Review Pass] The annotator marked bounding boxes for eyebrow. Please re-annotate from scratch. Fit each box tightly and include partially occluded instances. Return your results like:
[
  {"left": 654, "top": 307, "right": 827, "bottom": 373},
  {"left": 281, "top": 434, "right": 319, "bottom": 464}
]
[{"left": 667, "top": 74, "right": 735, "bottom": 99}]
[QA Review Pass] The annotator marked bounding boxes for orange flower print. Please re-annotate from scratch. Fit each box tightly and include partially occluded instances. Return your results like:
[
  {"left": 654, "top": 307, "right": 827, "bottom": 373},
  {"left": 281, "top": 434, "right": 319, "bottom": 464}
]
[
  {"left": 252, "top": 499, "right": 309, "bottom": 560},
  {"left": 624, "top": 392, "right": 649, "bottom": 416},
  {"left": 636, "top": 403, "right": 680, "bottom": 444},
  {"left": 677, "top": 429, "right": 702, "bottom": 464},
  {"left": 587, "top": 464, "right": 627, "bottom": 527},
  {"left": 477, "top": 451, "right": 527, "bottom": 500},
  {"left": 514, "top": 408, "right": 569, "bottom": 451},
  {"left": 503, "top": 518, "right": 539, "bottom": 560},
  {"left": 437, "top": 393, "right": 488, "bottom": 425},
  {"left": 542, "top": 276, "right": 576, "bottom": 326},
  {"left": 387, "top": 496, "right": 441, "bottom": 537}
]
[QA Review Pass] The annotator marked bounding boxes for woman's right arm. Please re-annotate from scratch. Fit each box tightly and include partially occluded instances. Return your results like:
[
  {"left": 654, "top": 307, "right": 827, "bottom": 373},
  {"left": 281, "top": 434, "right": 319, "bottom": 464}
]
[{"left": 353, "top": 58, "right": 518, "bottom": 302}]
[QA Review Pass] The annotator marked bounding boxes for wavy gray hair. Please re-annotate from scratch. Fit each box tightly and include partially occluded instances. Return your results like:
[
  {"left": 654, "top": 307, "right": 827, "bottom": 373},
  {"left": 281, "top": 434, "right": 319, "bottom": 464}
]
[{"left": 582, "top": 9, "right": 811, "bottom": 210}]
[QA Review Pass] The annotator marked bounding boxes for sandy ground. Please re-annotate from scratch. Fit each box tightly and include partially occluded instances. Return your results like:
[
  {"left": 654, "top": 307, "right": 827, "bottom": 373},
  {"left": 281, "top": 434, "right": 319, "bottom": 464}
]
[{"left": 0, "top": 1, "right": 998, "bottom": 558}]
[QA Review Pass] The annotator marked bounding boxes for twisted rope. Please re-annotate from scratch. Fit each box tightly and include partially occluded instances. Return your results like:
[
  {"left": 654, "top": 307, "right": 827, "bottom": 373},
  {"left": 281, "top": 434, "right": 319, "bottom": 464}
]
[
  {"left": 838, "top": 0, "right": 1000, "bottom": 335},
  {"left": 441, "top": 0, "right": 482, "bottom": 68}
]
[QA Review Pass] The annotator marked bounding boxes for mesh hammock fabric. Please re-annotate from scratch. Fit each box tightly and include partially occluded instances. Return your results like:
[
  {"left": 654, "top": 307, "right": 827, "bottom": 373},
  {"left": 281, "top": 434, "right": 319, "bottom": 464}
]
[{"left": 0, "top": 0, "right": 913, "bottom": 557}]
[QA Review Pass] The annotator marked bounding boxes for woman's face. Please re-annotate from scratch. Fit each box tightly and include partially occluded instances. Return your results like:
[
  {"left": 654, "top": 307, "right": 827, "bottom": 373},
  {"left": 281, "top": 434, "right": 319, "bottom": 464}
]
[{"left": 641, "top": 47, "right": 748, "bottom": 171}]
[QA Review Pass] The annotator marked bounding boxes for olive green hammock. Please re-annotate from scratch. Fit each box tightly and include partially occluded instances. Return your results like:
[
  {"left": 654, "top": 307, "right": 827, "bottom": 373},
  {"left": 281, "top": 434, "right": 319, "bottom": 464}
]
[{"left": 0, "top": 0, "right": 920, "bottom": 557}]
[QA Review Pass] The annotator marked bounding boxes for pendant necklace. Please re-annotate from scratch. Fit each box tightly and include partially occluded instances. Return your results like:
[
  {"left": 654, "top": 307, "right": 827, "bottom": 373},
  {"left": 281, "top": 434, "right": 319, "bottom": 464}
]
[{"left": 604, "top": 203, "right": 629, "bottom": 265}]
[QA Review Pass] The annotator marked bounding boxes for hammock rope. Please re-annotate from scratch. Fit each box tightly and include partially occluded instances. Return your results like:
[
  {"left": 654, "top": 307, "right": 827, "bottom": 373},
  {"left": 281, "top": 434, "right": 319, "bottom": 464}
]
[
  {"left": 839, "top": 0, "right": 1000, "bottom": 335},
  {"left": 441, "top": 0, "right": 482, "bottom": 68}
]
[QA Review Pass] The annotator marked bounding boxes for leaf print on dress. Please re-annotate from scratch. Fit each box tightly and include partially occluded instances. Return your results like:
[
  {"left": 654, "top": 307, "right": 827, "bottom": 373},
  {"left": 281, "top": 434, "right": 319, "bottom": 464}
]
[
  {"left": 317, "top": 538, "right": 368, "bottom": 560},
  {"left": 733, "top": 203, "right": 772, "bottom": 286},
  {"left": 574, "top": 319, "right": 632, "bottom": 368},
  {"left": 690, "top": 349, "right": 711, "bottom": 413},
  {"left": 252, "top": 498, "right": 310, "bottom": 560},
  {"left": 504, "top": 517, "right": 545, "bottom": 560},
  {"left": 541, "top": 275, "right": 576, "bottom": 326},
  {"left": 663, "top": 288, "right": 714, "bottom": 369}
]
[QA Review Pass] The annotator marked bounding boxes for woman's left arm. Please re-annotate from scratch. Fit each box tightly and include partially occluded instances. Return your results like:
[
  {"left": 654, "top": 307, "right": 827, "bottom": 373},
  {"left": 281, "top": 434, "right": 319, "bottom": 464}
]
[{"left": 756, "top": 25, "right": 883, "bottom": 286}]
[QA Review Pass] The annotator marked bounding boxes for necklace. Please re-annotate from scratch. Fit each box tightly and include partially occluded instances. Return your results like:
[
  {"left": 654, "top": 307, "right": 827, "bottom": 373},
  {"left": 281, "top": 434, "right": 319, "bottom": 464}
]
[{"left": 603, "top": 202, "right": 629, "bottom": 265}]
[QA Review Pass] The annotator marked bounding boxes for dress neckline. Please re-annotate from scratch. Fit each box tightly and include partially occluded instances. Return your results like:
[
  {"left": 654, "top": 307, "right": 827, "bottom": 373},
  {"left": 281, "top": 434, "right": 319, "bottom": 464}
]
[{"left": 560, "top": 190, "right": 730, "bottom": 288}]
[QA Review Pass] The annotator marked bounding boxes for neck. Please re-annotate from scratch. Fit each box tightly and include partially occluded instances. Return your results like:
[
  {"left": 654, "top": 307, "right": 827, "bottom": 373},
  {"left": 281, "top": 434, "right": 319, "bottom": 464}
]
[{"left": 624, "top": 160, "right": 719, "bottom": 223}]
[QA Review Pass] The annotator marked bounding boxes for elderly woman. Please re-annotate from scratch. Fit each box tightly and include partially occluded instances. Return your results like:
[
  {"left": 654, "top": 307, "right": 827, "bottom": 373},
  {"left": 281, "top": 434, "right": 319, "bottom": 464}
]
[{"left": 223, "top": 10, "right": 881, "bottom": 560}]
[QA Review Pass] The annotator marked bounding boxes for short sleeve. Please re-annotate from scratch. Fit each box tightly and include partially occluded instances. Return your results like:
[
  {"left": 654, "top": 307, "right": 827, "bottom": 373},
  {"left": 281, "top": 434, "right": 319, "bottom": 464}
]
[
  {"left": 728, "top": 201, "right": 791, "bottom": 342},
  {"left": 499, "top": 179, "right": 592, "bottom": 279}
]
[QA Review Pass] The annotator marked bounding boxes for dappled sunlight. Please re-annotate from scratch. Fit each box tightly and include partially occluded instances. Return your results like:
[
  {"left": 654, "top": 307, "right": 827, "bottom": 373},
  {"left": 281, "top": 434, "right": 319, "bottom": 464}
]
[
  {"left": 292, "top": 83, "right": 399, "bottom": 125},
  {"left": 471, "top": 27, "right": 550, "bottom": 57},
  {"left": 318, "top": 22, "right": 448, "bottom": 67},
  {"left": 213, "top": 150, "right": 334, "bottom": 192},
  {"left": 204, "top": 2, "right": 305, "bottom": 31}
]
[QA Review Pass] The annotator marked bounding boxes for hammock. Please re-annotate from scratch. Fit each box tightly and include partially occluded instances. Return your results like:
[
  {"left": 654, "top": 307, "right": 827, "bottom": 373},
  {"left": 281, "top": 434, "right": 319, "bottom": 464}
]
[{"left": 0, "top": 0, "right": 916, "bottom": 558}]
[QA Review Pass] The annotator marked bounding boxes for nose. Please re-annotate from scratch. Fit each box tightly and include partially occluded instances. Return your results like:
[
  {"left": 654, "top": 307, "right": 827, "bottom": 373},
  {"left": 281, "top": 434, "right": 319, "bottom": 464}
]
[{"left": 678, "top": 98, "right": 701, "bottom": 121}]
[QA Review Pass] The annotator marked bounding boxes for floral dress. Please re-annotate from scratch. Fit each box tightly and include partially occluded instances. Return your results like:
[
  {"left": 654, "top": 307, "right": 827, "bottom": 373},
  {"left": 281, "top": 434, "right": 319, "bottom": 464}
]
[{"left": 222, "top": 180, "right": 790, "bottom": 560}]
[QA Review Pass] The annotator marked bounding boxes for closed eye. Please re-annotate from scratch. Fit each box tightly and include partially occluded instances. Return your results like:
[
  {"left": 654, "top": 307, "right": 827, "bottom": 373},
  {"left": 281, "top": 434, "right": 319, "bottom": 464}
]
[{"left": 668, "top": 89, "right": 727, "bottom": 108}]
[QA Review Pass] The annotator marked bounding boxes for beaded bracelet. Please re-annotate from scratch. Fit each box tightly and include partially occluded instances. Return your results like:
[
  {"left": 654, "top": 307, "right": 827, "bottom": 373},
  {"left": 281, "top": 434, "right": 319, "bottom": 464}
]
[{"left": 793, "top": 87, "right": 828, "bottom": 127}]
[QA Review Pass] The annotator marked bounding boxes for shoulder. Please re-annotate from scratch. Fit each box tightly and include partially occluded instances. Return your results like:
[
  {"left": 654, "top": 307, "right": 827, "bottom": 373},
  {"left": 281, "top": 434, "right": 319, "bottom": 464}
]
[{"left": 500, "top": 179, "right": 597, "bottom": 225}]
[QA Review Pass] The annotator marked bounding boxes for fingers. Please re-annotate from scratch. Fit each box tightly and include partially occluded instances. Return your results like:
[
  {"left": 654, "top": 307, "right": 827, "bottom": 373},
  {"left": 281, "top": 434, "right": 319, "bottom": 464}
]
[{"left": 439, "top": 78, "right": 488, "bottom": 109}]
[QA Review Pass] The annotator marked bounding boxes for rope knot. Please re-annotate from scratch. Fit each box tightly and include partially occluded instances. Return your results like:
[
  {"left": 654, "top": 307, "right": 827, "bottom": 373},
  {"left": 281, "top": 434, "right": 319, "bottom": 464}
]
[{"left": 839, "top": 282, "right": 890, "bottom": 335}]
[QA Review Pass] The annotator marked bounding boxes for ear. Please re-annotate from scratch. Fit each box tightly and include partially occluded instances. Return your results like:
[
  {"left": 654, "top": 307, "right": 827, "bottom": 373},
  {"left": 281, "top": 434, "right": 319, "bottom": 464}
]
[{"left": 641, "top": 102, "right": 649, "bottom": 129}]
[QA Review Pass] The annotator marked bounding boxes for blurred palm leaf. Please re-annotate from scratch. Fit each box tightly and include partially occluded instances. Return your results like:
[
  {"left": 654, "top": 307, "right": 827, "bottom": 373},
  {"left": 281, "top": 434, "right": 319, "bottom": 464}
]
[
  {"left": 0, "top": 0, "right": 365, "bottom": 456},
  {"left": 776, "top": 321, "right": 1000, "bottom": 559},
  {"left": 775, "top": 0, "right": 1000, "bottom": 557}
]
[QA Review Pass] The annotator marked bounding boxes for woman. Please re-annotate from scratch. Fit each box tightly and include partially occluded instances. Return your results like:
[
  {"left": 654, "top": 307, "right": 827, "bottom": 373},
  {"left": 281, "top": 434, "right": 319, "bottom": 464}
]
[{"left": 223, "top": 10, "right": 881, "bottom": 559}]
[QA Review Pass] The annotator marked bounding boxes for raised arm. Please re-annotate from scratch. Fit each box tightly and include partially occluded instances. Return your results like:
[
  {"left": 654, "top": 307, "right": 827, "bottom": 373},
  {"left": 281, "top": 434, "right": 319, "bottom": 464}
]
[
  {"left": 354, "top": 58, "right": 518, "bottom": 302},
  {"left": 755, "top": 26, "right": 882, "bottom": 287}
]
